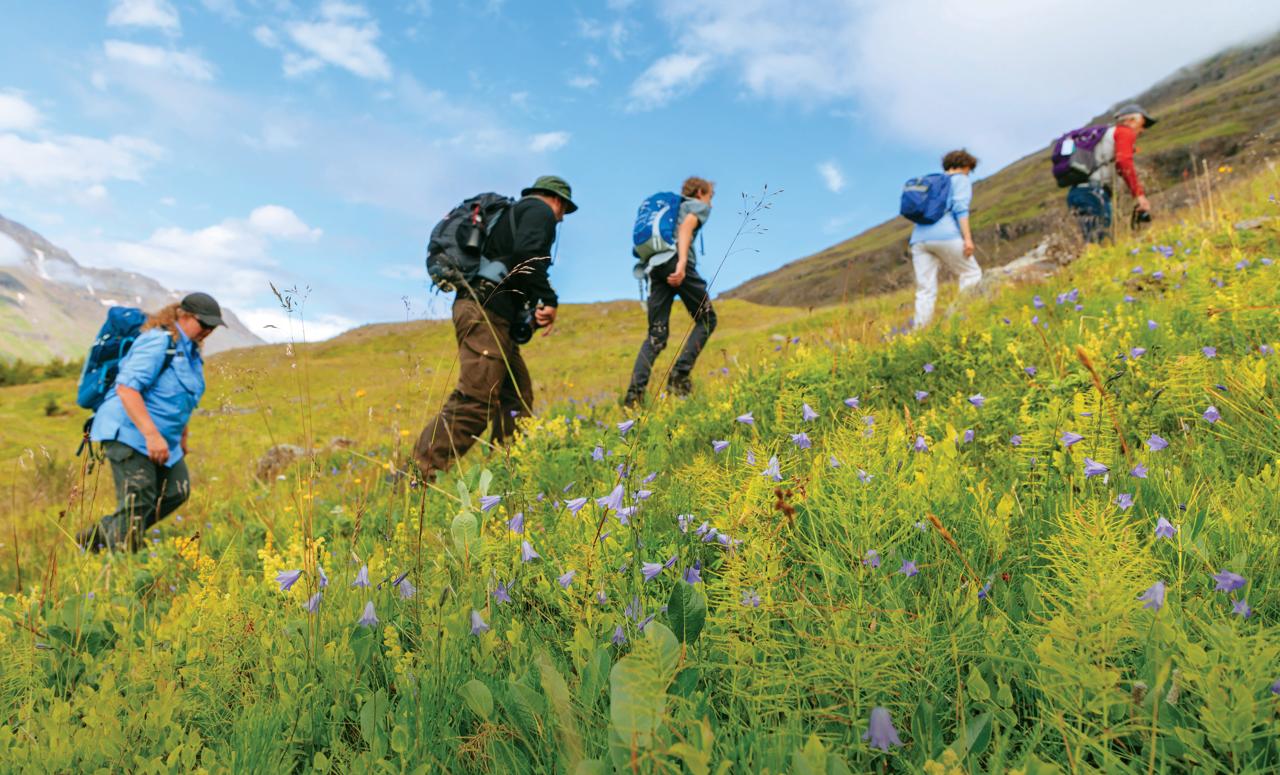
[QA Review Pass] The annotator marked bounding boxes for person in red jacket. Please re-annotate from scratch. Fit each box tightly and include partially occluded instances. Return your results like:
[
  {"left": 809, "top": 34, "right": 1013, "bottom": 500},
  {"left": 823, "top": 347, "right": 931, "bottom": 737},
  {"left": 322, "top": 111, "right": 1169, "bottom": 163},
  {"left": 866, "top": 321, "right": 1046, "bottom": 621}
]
[{"left": 1066, "top": 103, "right": 1156, "bottom": 243}]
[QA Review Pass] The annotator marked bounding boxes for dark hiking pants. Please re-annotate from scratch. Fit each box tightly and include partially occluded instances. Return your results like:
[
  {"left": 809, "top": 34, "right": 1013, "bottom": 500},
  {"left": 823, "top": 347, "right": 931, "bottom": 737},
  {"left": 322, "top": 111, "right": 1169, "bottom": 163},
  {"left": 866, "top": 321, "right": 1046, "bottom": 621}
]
[
  {"left": 1067, "top": 185, "right": 1112, "bottom": 244},
  {"left": 627, "top": 261, "right": 718, "bottom": 396},
  {"left": 414, "top": 298, "right": 533, "bottom": 480},
  {"left": 85, "top": 440, "right": 190, "bottom": 551}
]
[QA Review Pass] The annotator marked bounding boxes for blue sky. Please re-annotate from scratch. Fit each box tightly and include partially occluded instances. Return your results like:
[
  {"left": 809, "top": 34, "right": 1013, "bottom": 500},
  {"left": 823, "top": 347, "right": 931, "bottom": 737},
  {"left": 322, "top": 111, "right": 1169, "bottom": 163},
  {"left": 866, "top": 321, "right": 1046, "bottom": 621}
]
[{"left": 2, "top": 1, "right": 1278, "bottom": 341}]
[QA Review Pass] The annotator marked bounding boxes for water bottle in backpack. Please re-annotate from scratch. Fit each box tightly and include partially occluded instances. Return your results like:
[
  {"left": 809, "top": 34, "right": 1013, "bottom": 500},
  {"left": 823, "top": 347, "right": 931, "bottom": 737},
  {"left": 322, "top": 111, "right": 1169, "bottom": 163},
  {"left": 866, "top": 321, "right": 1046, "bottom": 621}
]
[
  {"left": 426, "top": 193, "right": 516, "bottom": 292},
  {"left": 899, "top": 173, "right": 952, "bottom": 225},
  {"left": 1050, "top": 125, "right": 1110, "bottom": 188}
]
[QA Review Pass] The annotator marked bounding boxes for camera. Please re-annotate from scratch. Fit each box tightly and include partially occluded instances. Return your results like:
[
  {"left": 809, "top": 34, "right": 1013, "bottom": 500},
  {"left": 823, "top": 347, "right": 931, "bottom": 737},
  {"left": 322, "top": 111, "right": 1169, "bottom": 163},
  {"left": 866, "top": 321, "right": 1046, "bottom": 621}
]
[{"left": 510, "top": 302, "right": 536, "bottom": 344}]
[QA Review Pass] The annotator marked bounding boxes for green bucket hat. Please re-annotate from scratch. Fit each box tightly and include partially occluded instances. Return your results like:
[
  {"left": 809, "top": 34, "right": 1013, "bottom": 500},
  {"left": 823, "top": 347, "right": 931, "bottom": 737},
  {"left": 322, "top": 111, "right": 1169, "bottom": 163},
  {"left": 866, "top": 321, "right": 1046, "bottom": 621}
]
[{"left": 522, "top": 175, "right": 578, "bottom": 214}]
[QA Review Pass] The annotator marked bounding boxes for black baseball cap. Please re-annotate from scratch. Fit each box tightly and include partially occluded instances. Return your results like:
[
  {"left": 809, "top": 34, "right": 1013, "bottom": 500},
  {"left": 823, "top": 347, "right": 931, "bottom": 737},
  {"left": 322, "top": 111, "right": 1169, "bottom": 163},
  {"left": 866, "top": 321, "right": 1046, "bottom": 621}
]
[{"left": 180, "top": 292, "right": 225, "bottom": 328}]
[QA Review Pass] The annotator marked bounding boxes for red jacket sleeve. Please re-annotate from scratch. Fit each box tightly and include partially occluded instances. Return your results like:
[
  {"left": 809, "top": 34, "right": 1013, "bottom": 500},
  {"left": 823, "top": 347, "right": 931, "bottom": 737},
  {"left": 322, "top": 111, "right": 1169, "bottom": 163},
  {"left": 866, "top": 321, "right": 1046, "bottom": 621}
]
[{"left": 1114, "top": 124, "right": 1144, "bottom": 197}]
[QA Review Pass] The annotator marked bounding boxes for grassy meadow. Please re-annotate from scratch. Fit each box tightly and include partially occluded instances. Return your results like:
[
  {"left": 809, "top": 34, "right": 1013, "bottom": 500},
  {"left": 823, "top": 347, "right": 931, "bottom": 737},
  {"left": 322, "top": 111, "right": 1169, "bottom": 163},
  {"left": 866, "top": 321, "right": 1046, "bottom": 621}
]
[{"left": 1, "top": 174, "right": 1279, "bottom": 773}]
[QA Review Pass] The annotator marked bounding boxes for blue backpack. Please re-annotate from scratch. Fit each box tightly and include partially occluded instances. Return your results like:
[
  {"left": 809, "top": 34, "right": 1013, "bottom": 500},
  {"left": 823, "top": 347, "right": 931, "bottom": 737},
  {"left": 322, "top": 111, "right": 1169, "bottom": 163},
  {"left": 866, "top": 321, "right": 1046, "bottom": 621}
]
[
  {"left": 899, "top": 173, "right": 952, "bottom": 225},
  {"left": 76, "top": 307, "right": 174, "bottom": 411},
  {"left": 632, "top": 191, "right": 683, "bottom": 261}
]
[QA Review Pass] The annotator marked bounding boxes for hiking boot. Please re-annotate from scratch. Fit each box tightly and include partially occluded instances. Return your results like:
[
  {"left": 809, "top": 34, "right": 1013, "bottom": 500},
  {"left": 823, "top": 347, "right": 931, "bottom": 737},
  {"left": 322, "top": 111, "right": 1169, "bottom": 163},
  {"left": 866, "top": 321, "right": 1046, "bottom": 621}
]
[
  {"left": 623, "top": 389, "right": 644, "bottom": 409},
  {"left": 667, "top": 374, "right": 693, "bottom": 398}
]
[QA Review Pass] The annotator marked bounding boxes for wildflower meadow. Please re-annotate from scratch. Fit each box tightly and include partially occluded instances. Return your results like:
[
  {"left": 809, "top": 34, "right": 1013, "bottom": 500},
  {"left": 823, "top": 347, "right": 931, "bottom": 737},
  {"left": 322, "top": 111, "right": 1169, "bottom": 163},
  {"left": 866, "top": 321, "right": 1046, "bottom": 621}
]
[{"left": 2, "top": 173, "right": 1280, "bottom": 772}]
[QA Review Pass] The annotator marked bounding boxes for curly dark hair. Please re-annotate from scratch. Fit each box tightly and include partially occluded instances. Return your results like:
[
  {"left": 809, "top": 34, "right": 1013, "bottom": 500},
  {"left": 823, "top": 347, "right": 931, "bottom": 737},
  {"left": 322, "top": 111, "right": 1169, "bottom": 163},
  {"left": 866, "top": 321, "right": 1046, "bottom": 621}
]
[{"left": 942, "top": 149, "right": 978, "bottom": 171}]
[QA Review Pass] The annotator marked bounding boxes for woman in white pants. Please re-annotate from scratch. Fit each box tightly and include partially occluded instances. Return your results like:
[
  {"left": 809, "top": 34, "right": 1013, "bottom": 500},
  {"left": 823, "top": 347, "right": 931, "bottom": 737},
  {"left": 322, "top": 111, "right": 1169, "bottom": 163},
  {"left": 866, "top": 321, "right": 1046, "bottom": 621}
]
[{"left": 910, "top": 149, "right": 982, "bottom": 329}]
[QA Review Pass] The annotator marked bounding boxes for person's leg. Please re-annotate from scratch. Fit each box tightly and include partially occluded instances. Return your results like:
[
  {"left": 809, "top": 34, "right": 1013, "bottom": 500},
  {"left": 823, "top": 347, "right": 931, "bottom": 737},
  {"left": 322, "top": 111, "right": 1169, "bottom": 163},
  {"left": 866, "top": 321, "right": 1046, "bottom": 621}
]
[
  {"left": 124, "top": 457, "right": 191, "bottom": 550},
  {"left": 911, "top": 241, "right": 940, "bottom": 329},
  {"left": 625, "top": 271, "right": 677, "bottom": 401},
  {"left": 1066, "top": 188, "right": 1093, "bottom": 243},
  {"left": 1096, "top": 188, "right": 1114, "bottom": 243},
  {"left": 1068, "top": 187, "right": 1108, "bottom": 244},
  {"left": 413, "top": 299, "right": 510, "bottom": 479},
  {"left": 85, "top": 441, "right": 160, "bottom": 551},
  {"left": 492, "top": 345, "right": 532, "bottom": 445},
  {"left": 670, "top": 265, "right": 717, "bottom": 388},
  {"left": 935, "top": 239, "right": 983, "bottom": 294}
]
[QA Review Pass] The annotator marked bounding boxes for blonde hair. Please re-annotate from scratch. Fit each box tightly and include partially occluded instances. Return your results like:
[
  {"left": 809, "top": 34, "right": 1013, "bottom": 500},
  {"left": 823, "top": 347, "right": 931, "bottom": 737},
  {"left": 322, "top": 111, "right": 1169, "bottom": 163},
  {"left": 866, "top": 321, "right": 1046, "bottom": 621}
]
[
  {"left": 142, "top": 302, "right": 197, "bottom": 347},
  {"left": 681, "top": 176, "right": 714, "bottom": 198}
]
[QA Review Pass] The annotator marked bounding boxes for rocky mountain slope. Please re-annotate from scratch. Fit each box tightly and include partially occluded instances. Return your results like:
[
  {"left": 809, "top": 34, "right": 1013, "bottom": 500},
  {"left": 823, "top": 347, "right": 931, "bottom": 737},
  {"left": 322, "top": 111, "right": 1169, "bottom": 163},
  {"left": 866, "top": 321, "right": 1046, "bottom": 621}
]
[
  {"left": 724, "top": 31, "right": 1280, "bottom": 308},
  {"left": 0, "top": 214, "right": 261, "bottom": 361}
]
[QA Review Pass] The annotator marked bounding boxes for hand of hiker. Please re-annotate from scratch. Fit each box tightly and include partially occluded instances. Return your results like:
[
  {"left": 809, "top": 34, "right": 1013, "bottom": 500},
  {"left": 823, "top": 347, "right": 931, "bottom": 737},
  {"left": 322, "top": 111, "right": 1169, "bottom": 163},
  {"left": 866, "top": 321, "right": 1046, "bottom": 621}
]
[
  {"left": 963, "top": 239, "right": 976, "bottom": 258},
  {"left": 535, "top": 304, "right": 556, "bottom": 335},
  {"left": 1136, "top": 194, "right": 1151, "bottom": 213},
  {"left": 667, "top": 266, "right": 686, "bottom": 287},
  {"left": 145, "top": 432, "right": 170, "bottom": 465},
  {"left": 181, "top": 429, "right": 189, "bottom": 455}
]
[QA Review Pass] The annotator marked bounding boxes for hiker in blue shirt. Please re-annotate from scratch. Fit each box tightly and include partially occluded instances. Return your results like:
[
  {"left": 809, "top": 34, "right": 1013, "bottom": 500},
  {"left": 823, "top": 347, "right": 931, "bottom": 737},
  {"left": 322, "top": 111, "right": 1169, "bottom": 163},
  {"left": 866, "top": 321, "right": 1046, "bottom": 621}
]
[
  {"left": 624, "top": 176, "right": 717, "bottom": 406},
  {"left": 910, "top": 149, "right": 983, "bottom": 328},
  {"left": 79, "top": 293, "right": 223, "bottom": 552}
]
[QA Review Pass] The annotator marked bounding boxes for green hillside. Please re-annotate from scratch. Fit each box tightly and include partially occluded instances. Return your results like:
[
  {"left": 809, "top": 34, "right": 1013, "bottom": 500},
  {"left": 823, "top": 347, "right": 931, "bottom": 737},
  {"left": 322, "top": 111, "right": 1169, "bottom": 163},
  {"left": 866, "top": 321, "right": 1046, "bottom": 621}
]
[
  {"left": 724, "top": 33, "right": 1280, "bottom": 309},
  {"left": 0, "top": 163, "right": 1277, "bottom": 771}
]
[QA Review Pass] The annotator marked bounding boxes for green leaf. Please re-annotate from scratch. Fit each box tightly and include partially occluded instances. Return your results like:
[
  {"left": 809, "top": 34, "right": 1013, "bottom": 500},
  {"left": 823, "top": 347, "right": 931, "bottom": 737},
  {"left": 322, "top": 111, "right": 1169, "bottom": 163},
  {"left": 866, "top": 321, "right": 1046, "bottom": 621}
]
[
  {"left": 647, "top": 622, "right": 681, "bottom": 679},
  {"left": 505, "top": 680, "right": 545, "bottom": 736},
  {"left": 608, "top": 623, "right": 680, "bottom": 750},
  {"left": 827, "top": 754, "right": 855, "bottom": 775},
  {"left": 537, "top": 652, "right": 584, "bottom": 767},
  {"left": 966, "top": 664, "right": 991, "bottom": 704},
  {"left": 949, "top": 711, "right": 992, "bottom": 760},
  {"left": 359, "top": 689, "right": 389, "bottom": 752},
  {"left": 996, "top": 678, "right": 1014, "bottom": 709},
  {"left": 458, "top": 679, "right": 493, "bottom": 720},
  {"left": 390, "top": 724, "right": 409, "bottom": 754},
  {"left": 451, "top": 511, "right": 480, "bottom": 557},
  {"left": 456, "top": 478, "right": 472, "bottom": 510},
  {"left": 791, "top": 733, "right": 828, "bottom": 775},
  {"left": 573, "top": 761, "right": 608, "bottom": 775},
  {"left": 666, "top": 581, "right": 707, "bottom": 644},
  {"left": 478, "top": 468, "right": 494, "bottom": 497}
]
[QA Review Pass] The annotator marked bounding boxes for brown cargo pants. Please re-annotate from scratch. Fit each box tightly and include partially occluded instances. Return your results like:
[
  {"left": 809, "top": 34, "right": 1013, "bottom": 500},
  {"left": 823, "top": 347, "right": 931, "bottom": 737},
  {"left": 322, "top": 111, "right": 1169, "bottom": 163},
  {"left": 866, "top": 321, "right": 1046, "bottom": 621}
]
[{"left": 413, "top": 298, "right": 533, "bottom": 480}]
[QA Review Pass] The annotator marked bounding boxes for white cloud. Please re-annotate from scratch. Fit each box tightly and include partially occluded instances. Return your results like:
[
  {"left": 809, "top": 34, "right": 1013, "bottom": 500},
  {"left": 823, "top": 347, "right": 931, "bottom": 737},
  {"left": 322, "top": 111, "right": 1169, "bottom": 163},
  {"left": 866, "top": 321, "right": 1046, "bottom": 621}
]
[
  {"left": 236, "top": 307, "right": 356, "bottom": 342},
  {"left": 627, "top": 53, "right": 709, "bottom": 111},
  {"left": 249, "top": 204, "right": 323, "bottom": 240},
  {"left": 104, "top": 40, "right": 215, "bottom": 81},
  {"left": 568, "top": 75, "right": 599, "bottom": 90},
  {"left": 81, "top": 184, "right": 110, "bottom": 204},
  {"left": 579, "top": 18, "right": 630, "bottom": 60},
  {"left": 0, "top": 92, "right": 41, "bottom": 132},
  {"left": 0, "top": 133, "right": 164, "bottom": 187},
  {"left": 201, "top": 0, "right": 241, "bottom": 20},
  {"left": 107, "top": 0, "right": 181, "bottom": 33},
  {"left": 648, "top": 0, "right": 1280, "bottom": 165},
  {"left": 529, "top": 131, "right": 570, "bottom": 153},
  {"left": 284, "top": 1, "right": 392, "bottom": 80},
  {"left": 76, "top": 205, "right": 322, "bottom": 310},
  {"left": 253, "top": 25, "right": 279, "bottom": 48},
  {"left": 817, "top": 160, "right": 845, "bottom": 193}
]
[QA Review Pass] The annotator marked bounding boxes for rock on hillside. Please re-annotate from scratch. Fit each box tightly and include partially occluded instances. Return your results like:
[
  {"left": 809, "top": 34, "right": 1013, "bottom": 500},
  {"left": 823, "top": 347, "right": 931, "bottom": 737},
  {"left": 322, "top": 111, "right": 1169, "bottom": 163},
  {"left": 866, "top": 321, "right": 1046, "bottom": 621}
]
[
  {"left": 0, "top": 213, "right": 262, "bottom": 362},
  {"left": 724, "top": 31, "right": 1280, "bottom": 309}
]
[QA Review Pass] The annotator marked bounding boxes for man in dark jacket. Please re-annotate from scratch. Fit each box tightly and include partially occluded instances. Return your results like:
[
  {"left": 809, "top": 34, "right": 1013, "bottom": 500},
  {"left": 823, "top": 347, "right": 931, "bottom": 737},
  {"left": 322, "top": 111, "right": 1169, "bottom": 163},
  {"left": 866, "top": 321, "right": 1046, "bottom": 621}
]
[{"left": 413, "top": 175, "right": 575, "bottom": 480}]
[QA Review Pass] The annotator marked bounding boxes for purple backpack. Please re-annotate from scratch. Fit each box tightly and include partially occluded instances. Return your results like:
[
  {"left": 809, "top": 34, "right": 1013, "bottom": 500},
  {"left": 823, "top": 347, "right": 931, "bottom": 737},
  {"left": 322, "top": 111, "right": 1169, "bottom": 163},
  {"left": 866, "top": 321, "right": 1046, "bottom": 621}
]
[{"left": 1050, "top": 125, "right": 1109, "bottom": 188}]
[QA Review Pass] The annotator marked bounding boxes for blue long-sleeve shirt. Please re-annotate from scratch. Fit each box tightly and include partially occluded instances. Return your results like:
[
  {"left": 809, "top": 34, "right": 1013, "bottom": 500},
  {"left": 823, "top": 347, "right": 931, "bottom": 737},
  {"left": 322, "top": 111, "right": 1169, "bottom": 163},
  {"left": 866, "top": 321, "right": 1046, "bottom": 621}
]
[
  {"left": 90, "top": 326, "right": 205, "bottom": 467},
  {"left": 909, "top": 172, "right": 972, "bottom": 244}
]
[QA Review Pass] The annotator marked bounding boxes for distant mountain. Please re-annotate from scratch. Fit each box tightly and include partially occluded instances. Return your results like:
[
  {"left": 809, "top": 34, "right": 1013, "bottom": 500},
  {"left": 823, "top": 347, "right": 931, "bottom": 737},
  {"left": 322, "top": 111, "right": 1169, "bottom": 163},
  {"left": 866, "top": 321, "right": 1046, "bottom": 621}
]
[
  {"left": 0, "top": 214, "right": 262, "bottom": 362},
  {"left": 724, "top": 31, "right": 1280, "bottom": 308}
]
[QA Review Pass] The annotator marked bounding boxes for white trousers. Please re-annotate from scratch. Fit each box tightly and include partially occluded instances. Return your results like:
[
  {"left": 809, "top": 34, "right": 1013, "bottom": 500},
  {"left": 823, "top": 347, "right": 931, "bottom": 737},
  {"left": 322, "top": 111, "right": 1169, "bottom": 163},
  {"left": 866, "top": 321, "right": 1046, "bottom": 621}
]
[{"left": 911, "top": 239, "right": 982, "bottom": 328}]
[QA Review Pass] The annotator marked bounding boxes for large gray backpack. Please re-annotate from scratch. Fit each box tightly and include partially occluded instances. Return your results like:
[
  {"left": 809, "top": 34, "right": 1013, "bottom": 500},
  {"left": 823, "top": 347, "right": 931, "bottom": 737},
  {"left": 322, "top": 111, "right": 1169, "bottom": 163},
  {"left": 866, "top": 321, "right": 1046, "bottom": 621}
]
[{"left": 426, "top": 192, "right": 515, "bottom": 292}]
